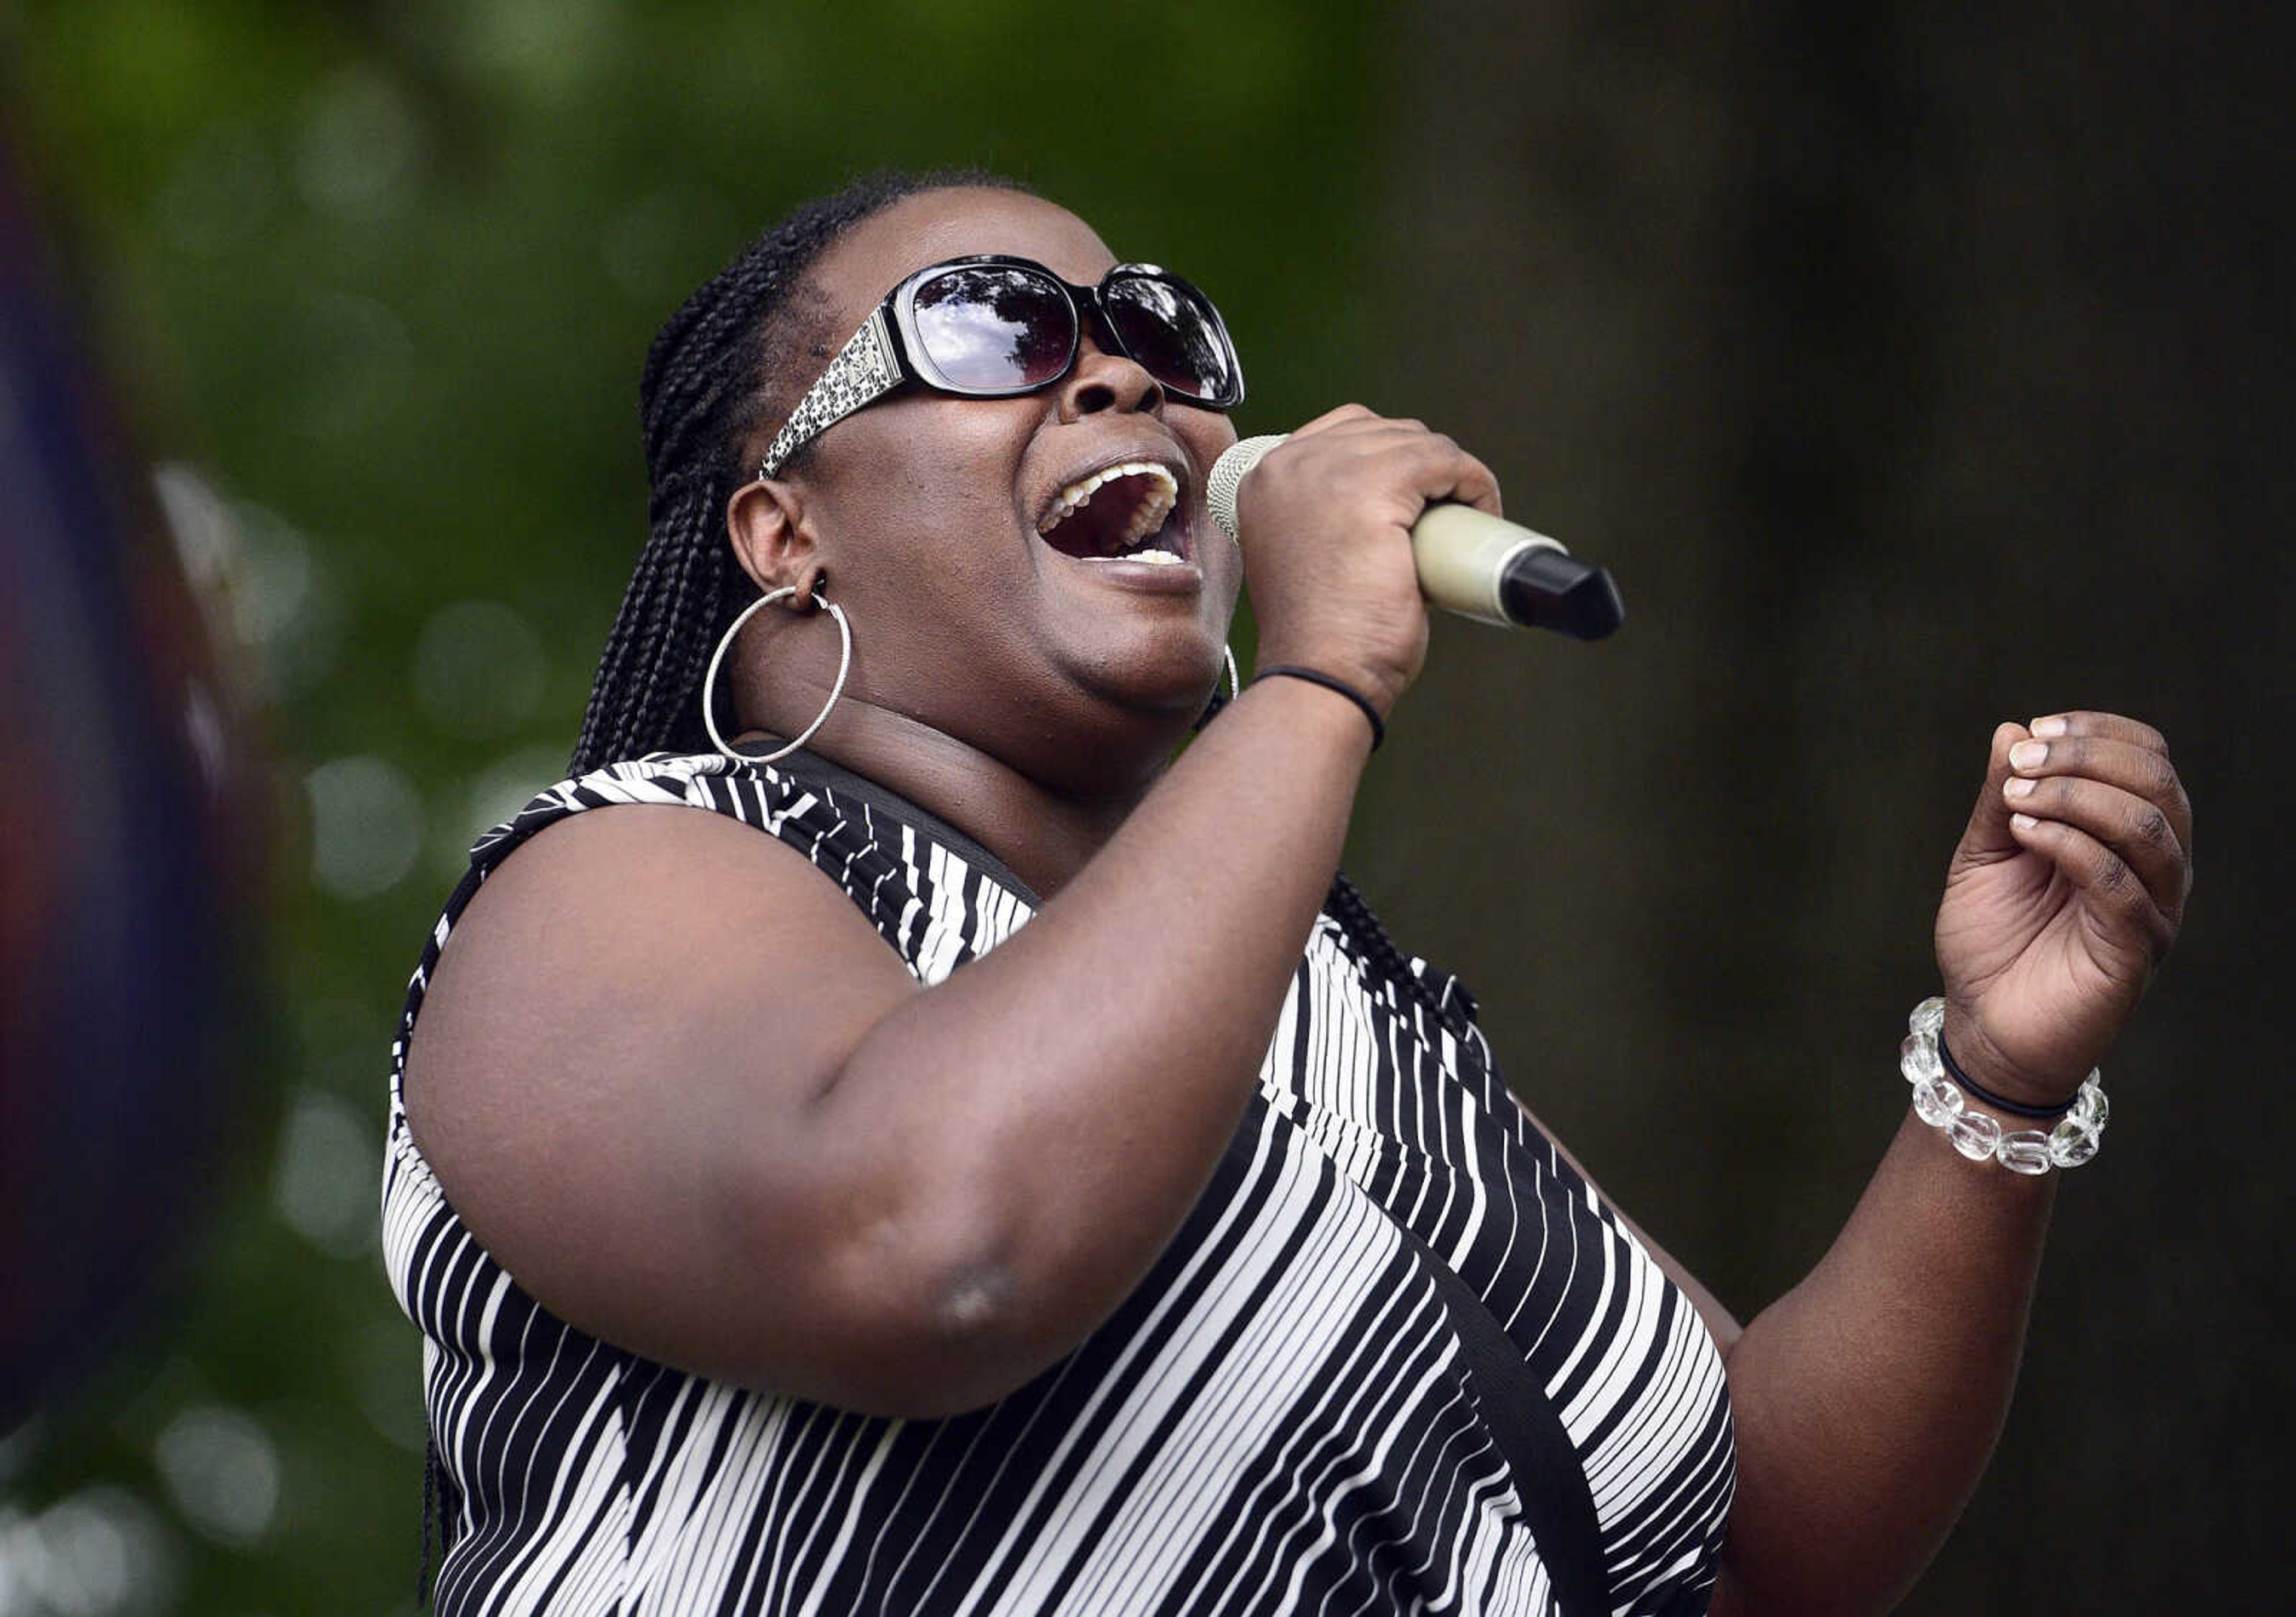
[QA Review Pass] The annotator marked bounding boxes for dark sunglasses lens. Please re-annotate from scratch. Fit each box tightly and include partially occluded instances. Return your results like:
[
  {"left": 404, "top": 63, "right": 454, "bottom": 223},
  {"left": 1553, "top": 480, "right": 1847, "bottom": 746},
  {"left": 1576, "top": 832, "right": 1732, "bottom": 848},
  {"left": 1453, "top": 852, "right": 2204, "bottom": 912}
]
[
  {"left": 911, "top": 266, "right": 1076, "bottom": 391},
  {"left": 1104, "top": 275, "right": 1236, "bottom": 404}
]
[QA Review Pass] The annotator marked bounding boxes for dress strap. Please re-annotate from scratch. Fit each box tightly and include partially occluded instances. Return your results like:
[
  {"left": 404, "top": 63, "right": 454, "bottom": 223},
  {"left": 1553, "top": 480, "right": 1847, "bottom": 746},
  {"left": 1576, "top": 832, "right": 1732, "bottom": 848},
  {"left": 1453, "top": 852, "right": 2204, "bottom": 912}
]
[{"left": 1394, "top": 1223, "right": 1611, "bottom": 1617}]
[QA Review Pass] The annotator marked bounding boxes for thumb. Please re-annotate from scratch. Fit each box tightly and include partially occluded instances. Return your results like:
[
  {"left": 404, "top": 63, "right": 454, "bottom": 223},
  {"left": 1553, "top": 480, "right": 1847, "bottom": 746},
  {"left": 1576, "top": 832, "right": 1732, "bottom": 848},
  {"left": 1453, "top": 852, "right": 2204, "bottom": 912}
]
[{"left": 1952, "top": 720, "right": 2032, "bottom": 870}]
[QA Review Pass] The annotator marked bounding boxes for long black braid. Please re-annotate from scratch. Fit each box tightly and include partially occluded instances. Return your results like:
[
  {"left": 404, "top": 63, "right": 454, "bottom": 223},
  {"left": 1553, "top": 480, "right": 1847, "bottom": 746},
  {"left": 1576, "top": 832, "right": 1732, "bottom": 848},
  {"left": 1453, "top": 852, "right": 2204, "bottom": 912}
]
[{"left": 569, "top": 167, "right": 1033, "bottom": 777}]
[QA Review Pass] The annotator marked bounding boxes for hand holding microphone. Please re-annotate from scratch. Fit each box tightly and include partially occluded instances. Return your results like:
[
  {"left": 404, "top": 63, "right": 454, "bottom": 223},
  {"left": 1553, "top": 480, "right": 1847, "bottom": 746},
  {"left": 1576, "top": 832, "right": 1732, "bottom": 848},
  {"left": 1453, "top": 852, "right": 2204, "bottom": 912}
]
[
  {"left": 1208, "top": 427, "right": 1625, "bottom": 641},
  {"left": 1204, "top": 408, "right": 1624, "bottom": 744}
]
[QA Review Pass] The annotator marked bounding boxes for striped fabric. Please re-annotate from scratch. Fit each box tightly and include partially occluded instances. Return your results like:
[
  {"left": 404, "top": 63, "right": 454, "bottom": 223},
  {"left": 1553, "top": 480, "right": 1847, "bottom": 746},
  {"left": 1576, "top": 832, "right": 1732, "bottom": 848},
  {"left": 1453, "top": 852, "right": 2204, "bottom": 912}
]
[{"left": 383, "top": 754, "right": 1735, "bottom": 1615}]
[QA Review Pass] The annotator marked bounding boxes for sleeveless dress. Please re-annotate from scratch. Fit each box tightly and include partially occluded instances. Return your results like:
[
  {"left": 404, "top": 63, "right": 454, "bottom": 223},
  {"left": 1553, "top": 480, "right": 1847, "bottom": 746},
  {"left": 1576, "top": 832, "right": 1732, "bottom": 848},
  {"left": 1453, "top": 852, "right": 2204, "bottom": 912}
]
[{"left": 383, "top": 753, "right": 1736, "bottom": 1615}]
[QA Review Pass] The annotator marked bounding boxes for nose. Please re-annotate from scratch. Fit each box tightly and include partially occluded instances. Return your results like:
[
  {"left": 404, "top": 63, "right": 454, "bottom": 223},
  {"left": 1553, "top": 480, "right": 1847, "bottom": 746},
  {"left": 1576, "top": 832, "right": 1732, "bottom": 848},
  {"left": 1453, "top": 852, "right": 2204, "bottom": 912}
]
[{"left": 1058, "top": 331, "right": 1164, "bottom": 420}]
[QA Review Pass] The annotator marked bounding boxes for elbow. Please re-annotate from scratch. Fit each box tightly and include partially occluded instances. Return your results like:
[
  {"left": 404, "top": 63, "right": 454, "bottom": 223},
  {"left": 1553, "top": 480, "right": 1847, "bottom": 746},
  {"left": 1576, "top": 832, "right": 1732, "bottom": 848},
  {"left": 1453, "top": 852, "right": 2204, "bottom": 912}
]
[
  {"left": 716, "top": 1093, "right": 1153, "bottom": 1419},
  {"left": 890, "top": 1260, "right": 1055, "bottom": 1418},
  {"left": 778, "top": 1199, "right": 1091, "bottom": 1420}
]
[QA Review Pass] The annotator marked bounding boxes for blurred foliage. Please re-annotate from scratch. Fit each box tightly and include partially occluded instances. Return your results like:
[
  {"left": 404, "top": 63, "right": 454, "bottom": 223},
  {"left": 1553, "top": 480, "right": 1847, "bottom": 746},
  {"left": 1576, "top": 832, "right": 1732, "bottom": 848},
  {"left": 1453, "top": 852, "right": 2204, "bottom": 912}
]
[{"left": 1, "top": 0, "right": 1382, "bottom": 1607}]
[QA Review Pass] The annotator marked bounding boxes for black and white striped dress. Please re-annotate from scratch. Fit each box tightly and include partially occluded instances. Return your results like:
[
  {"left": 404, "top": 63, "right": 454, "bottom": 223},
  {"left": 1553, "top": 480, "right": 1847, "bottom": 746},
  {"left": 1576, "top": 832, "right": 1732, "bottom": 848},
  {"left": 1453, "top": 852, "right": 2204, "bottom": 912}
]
[{"left": 383, "top": 753, "right": 1735, "bottom": 1615}]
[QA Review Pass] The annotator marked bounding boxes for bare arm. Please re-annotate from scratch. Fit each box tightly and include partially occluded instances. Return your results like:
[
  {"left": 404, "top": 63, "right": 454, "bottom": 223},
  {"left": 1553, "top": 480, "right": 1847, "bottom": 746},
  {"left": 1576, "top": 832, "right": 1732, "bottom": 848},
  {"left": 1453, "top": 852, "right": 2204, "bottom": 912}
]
[
  {"left": 1684, "top": 713, "right": 2187, "bottom": 1615},
  {"left": 1705, "top": 1119, "right": 2059, "bottom": 1616},
  {"left": 1530, "top": 713, "right": 2188, "bottom": 1613},
  {"left": 404, "top": 409, "right": 1497, "bottom": 1418}
]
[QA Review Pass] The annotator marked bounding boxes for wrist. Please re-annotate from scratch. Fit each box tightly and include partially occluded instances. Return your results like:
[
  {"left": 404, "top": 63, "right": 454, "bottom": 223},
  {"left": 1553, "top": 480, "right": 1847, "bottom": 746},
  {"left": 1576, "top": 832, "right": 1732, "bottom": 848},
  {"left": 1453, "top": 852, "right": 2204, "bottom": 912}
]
[
  {"left": 1938, "top": 1003, "right": 2086, "bottom": 1113},
  {"left": 1903, "top": 998, "right": 2108, "bottom": 1174},
  {"left": 1250, "top": 665, "right": 1385, "bottom": 750},
  {"left": 1243, "top": 666, "right": 1383, "bottom": 753},
  {"left": 1247, "top": 629, "right": 1409, "bottom": 721}
]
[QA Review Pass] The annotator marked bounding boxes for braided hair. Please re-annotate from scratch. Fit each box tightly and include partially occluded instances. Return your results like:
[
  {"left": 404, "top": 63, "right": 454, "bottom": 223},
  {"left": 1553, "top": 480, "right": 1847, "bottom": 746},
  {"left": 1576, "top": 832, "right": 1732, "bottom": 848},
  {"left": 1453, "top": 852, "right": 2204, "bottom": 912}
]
[
  {"left": 569, "top": 167, "right": 1033, "bottom": 777},
  {"left": 563, "top": 168, "right": 1471, "bottom": 1044}
]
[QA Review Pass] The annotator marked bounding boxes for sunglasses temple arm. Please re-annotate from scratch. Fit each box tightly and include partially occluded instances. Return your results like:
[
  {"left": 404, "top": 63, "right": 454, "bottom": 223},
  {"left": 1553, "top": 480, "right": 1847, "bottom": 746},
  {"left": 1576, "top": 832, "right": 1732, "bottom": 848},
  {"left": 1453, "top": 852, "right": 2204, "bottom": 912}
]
[{"left": 757, "top": 307, "right": 905, "bottom": 480}]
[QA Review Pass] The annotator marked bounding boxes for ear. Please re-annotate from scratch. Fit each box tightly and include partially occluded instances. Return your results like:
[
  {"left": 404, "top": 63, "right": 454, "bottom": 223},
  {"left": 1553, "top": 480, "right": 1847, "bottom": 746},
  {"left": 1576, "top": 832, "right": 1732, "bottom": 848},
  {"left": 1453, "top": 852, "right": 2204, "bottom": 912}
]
[{"left": 725, "top": 476, "right": 826, "bottom": 604}]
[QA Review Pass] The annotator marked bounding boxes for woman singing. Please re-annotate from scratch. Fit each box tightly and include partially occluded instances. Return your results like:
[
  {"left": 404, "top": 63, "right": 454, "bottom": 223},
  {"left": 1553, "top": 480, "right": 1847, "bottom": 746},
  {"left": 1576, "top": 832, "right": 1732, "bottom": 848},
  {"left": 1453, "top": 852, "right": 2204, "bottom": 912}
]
[{"left": 384, "top": 170, "right": 2191, "bottom": 1615}]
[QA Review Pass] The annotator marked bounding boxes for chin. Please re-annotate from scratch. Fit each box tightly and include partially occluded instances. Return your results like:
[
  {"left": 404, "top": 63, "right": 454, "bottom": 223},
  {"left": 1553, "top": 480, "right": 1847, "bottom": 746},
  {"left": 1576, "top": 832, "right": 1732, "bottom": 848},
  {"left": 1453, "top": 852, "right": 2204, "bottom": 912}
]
[{"left": 1094, "top": 640, "right": 1229, "bottom": 720}]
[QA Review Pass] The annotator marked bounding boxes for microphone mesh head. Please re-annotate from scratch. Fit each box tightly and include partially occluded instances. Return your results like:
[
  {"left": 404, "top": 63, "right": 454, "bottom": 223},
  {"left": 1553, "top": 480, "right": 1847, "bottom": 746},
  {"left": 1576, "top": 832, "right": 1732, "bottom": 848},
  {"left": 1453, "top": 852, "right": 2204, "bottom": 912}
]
[{"left": 1205, "top": 434, "right": 1290, "bottom": 542}]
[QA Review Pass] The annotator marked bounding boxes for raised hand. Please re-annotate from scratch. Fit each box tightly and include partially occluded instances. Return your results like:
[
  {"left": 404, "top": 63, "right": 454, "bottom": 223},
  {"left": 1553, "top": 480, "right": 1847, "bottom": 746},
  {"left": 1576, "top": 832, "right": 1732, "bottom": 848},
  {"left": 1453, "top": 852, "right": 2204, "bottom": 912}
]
[
  {"left": 1234, "top": 405, "right": 1501, "bottom": 720},
  {"left": 1933, "top": 713, "right": 2193, "bottom": 1106}
]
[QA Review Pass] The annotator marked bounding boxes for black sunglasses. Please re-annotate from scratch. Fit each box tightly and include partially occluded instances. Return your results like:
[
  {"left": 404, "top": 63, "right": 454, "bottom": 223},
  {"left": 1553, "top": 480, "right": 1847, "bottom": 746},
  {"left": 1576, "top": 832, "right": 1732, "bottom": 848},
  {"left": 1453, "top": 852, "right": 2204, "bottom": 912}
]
[{"left": 758, "top": 255, "right": 1245, "bottom": 478}]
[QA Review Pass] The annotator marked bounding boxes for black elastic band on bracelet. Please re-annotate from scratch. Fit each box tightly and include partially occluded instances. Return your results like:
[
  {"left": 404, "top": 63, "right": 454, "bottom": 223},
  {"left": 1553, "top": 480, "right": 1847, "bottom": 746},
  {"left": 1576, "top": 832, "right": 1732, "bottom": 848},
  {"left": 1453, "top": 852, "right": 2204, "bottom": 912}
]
[
  {"left": 1253, "top": 665, "right": 1385, "bottom": 750},
  {"left": 1938, "top": 1031, "right": 2078, "bottom": 1118}
]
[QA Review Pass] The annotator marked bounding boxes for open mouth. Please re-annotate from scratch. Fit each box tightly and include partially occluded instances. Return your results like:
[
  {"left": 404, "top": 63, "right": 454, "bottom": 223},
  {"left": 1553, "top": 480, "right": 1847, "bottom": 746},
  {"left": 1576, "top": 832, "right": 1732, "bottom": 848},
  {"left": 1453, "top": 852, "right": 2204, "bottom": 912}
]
[{"left": 1037, "top": 461, "right": 1189, "bottom": 566}]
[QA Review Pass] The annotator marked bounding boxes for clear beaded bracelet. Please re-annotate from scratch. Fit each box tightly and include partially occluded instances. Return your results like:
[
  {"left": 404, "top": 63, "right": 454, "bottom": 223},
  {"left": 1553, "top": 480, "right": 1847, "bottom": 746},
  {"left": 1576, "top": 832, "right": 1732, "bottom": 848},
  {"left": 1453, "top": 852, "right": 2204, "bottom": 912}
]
[{"left": 1899, "top": 997, "right": 2108, "bottom": 1173}]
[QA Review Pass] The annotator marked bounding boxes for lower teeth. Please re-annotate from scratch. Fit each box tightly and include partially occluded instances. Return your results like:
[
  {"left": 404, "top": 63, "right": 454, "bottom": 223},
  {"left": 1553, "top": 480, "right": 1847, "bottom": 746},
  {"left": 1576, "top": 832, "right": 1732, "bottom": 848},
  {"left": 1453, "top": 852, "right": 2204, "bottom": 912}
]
[{"left": 1080, "top": 546, "right": 1184, "bottom": 566}]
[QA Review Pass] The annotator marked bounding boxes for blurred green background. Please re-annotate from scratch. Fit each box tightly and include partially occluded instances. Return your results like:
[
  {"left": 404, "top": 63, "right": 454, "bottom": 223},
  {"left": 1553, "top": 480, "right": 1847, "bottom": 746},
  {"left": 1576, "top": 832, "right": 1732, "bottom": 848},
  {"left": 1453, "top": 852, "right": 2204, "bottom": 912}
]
[{"left": 1, "top": 0, "right": 2285, "bottom": 1610}]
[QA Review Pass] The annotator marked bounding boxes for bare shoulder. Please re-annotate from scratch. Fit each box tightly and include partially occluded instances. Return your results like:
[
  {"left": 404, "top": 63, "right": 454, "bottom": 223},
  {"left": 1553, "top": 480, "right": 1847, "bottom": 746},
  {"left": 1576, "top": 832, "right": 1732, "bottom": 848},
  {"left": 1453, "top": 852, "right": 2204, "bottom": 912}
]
[
  {"left": 401, "top": 800, "right": 924, "bottom": 1399},
  {"left": 405, "top": 801, "right": 914, "bottom": 1137}
]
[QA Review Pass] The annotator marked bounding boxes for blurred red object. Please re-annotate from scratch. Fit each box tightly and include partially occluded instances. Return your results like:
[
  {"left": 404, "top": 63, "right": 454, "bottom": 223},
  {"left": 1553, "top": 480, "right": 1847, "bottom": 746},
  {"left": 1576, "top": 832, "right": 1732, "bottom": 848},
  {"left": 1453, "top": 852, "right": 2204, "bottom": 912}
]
[{"left": 0, "top": 124, "right": 272, "bottom": 1428}]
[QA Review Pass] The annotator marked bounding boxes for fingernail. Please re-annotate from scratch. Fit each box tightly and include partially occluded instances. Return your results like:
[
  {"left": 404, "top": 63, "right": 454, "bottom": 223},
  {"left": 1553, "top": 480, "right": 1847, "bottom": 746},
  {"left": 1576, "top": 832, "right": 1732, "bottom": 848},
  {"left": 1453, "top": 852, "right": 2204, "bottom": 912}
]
[
  {"left": 2031, "top": 715, "right": 2068, "bottom": 738},
  {"left": 2011, "top": 812, "right": 2039, "bottom": 832},
  {"left": 2009, "top": 741, "right": 2048, "bottom": 771},
  {"left": 2004, "top": 777, "right": 2036, "bottom": 800}
]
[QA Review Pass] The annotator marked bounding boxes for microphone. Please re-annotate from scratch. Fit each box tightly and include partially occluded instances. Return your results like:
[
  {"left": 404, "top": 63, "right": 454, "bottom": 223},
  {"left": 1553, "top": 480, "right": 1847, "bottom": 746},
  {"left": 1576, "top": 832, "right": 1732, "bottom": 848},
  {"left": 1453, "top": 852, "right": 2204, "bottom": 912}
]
[{"left": 1205, "top": 434, "right": 1625, "bottom": 640}]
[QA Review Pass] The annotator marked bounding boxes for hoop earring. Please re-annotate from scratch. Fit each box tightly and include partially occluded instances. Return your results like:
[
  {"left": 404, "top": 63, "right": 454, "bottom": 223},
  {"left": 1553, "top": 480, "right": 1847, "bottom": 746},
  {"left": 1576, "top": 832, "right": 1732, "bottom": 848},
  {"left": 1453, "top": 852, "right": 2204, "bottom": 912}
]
[
  {"left": 1193, "top": 644, "right": 1242, "bottom": 733},
  {"left": 702, "top": 581, "right": 854, "bottom": 763}
]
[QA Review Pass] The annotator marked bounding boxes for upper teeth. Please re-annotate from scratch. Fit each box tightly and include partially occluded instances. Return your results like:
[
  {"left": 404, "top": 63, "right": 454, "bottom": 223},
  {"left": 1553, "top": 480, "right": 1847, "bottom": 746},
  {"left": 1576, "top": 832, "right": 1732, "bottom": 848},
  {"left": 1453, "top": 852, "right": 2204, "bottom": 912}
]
[{"left": 1040, "top": 461, "right": 1180, "bottom": 553}]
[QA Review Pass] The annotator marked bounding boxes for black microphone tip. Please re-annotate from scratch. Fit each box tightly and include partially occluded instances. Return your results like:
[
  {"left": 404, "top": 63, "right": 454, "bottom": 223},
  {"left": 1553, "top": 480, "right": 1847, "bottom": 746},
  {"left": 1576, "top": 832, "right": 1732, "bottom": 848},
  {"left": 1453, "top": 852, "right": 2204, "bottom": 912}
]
[{"left": 1499, "top": 550, "right": 1626, "bottom": 640}]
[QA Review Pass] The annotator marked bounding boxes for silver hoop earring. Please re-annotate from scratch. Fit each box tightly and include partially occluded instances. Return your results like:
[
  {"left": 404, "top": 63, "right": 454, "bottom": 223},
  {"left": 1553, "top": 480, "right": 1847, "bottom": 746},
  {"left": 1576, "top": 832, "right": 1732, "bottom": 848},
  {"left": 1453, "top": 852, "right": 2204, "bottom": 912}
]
[
  {"left": 1194, "top": 644, "right": 1243, "bottom": 734},
  {"left": 703, "top": 582, "right": 854, "bottom": 763}
]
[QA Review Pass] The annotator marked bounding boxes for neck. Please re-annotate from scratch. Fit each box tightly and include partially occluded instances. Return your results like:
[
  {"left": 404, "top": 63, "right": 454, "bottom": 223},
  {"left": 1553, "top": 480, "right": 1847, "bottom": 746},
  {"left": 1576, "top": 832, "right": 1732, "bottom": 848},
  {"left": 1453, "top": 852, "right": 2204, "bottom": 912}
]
[{"left": 738, "top": 697, "right": 1173, "bottom": 899}]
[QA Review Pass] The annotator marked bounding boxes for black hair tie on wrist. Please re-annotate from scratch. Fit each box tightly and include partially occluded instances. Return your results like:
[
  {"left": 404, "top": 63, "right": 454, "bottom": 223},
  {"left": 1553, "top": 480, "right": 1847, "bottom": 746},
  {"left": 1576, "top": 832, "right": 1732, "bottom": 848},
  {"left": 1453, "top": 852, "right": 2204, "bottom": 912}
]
[
  {"left": 1253, "top": 665, "right": 1385, "bottom": 750},
  {"left": 1938, "top": 1031, "right": 2079, "bottom": 1118}
]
